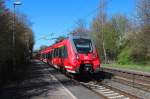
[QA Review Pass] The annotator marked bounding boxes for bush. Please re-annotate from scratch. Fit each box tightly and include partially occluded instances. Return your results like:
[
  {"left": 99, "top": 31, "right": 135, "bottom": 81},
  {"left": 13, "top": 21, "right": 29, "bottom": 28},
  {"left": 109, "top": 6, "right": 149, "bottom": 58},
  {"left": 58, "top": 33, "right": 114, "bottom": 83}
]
[
  {"left": 117, "top": 47, "right": 133, "bottom": 65},
  {"left": 130, "top": 47, "right": 147, "bottom": 64}
]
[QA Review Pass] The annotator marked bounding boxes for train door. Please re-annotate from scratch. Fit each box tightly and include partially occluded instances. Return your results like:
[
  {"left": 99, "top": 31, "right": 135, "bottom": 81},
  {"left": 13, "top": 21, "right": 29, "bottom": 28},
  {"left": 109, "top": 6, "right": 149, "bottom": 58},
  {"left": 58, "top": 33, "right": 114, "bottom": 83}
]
[
  {"left": 61, "top": 45, "right": 69, "bottom": 71},
  {"left": 53, "top": 49, "right": 57, "bottom": 66},
  {"left": 57, "top": 47, "right": 62, "bottom": 67}
]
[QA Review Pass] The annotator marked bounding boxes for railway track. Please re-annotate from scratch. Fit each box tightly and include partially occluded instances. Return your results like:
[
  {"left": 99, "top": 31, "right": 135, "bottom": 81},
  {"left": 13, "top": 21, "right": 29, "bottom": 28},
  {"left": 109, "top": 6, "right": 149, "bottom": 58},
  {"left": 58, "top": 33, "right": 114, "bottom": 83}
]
[
  {"left": 101, "top": 67, "right": 150, "bottom": 92},
  {"left": 70, "top": 73, "right": 139, "bottom": 99},
  {"left": 51, "top": 64, "right": 150, "bottom": 98},
  {"left": 79, "top": 81, "right": 138, "bottom": 99}
]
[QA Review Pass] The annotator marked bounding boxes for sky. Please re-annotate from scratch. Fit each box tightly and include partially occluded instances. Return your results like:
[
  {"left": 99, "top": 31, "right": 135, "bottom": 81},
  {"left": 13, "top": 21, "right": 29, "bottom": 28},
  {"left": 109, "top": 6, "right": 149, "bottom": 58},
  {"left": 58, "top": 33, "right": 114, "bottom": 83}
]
[{"left": 6, "top": 0, "right": 136, "bottom": 50}]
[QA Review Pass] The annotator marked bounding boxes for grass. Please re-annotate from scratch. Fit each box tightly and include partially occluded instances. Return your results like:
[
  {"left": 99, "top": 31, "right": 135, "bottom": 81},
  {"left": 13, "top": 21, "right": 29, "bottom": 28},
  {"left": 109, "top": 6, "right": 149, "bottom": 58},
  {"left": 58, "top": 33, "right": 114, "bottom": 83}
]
[{"left": 102, "top": 63, "right": 150, "bottom": 73}]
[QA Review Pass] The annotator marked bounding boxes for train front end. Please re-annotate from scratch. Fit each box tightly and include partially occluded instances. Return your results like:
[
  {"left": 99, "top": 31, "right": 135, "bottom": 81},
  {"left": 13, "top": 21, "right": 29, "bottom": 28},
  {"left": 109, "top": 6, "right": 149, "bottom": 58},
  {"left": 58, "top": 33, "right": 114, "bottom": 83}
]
[{"left": 69, "top": 36, "right": 100, "bottom": 74}]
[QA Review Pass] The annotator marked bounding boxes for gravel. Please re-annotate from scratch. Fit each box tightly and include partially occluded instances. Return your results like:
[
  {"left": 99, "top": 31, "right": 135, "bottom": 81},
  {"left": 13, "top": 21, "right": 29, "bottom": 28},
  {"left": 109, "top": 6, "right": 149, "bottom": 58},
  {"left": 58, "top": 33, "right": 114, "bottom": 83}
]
[{"left": 101, "top": 79, "right": 150, "bottom": 99}]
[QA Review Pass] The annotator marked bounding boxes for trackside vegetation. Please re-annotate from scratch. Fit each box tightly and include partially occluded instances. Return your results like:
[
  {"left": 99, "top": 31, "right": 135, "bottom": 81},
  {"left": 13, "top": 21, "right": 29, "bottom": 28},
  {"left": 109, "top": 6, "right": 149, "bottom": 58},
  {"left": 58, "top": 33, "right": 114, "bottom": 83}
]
[
  {"left": 70, "top": 0, "right": 150, "bottom": 72},
  {"left": 0, "top": 0, "right": 34, "bottom": 85},
  {"left": 102, "top": 64, "right": 150, "bottom": 73}
]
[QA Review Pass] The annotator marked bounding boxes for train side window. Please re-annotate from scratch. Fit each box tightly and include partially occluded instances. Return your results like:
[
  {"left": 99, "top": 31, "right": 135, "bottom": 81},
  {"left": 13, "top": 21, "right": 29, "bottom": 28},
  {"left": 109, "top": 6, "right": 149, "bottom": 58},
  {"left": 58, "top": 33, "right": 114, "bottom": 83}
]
[
  {"left": 48, "top": 53, "right": 49, "bottom": 58},
  {"left": 49, "top": 52, "right": 51, "bottom": 59},
  {"left": 59, "top": 47, "right": 63, "bottom": 57},
  {"left": 54, "top": 49, "right": 56, "bottom": 58},
  {"left": 61, "top": 46, "right": 65, "bottom": 57},
  {"left": 47, "top": 54, "right": 48, "bottom": 58},
  {"left": 58, "top": 48, "right": 59, "bottom": 57},
  {"left": 58, "top": 48, "right": 60, "bottom": 57},
  {"left": 64, "top": 46, "right": 68, "bottom": 58},
  {"left": 56, "top": 48, "right": 59, "bottom": 57},
  {"left": 55, "top": 48, "right": 58, "bottom": 58},
  {"left": 59, "top": 47, "right": 62, "bottom": 57},
  {"left": 47, "top": 53, "right": 49, "bottom": 58},
  {"left": 51, "top": 51, "right": 53, "bottom": 58},
  {"left": 62, "top": 46, "right": 68, "bottom": 58},
  {"left": 57, "top": 48, "right": 59, "bottom": 57},
  {"left": 55, "top": 48, "right": 57, "bottom": 57},
  {"left": 51, "top": 50, "right": 53, "bottom": 58},
  {"left": 45, "top": 54, "right": 46, "bottom": 59},
  {"left": 53, "top": 49, "right": 55, "bottom": 58}
]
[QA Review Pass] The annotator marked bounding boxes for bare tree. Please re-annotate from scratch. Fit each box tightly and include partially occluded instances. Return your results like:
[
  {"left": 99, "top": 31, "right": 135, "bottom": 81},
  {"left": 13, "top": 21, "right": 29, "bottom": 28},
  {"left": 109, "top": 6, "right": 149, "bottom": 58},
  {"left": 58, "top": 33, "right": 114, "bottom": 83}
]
[
  {"left": 71, "top": 19, "right": 88, "bottom": 36},
  {"left": 91, "top": 0, "right": 108, "bottom": 63}
]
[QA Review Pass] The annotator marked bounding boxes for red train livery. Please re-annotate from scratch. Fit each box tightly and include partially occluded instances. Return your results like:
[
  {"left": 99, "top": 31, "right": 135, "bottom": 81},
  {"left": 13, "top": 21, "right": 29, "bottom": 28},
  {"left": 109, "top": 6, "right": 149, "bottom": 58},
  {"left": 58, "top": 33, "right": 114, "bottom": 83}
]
[{"left": 39, "top": 36, "right": 101, "bottom": 75}]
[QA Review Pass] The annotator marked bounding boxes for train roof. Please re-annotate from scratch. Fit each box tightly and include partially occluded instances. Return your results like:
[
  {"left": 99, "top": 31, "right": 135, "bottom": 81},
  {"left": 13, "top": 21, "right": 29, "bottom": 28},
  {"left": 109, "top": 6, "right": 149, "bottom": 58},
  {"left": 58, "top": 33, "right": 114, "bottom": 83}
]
[
  {"left": 39, "top": 34, "right": 92, "bottom": 53},
  {"left": 69, "top": 34, "right": 91, "bottom": 40}
]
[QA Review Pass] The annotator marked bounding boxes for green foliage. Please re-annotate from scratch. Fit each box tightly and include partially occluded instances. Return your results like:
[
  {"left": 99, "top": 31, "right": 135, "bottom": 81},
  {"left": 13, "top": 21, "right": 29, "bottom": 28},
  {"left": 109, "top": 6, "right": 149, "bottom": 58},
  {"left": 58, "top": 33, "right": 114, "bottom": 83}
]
[
  {"left": 117, "top": 47, "right": 133, "bottom": 65},
  {"left": 103, "top": 63, "right": 150, "bottom": 72},
  {"left": 90, "top": 0, "right": 150, "bottom": 65},
  {"left": 90, "top": 14, "right": 130, "bottom": 61}
]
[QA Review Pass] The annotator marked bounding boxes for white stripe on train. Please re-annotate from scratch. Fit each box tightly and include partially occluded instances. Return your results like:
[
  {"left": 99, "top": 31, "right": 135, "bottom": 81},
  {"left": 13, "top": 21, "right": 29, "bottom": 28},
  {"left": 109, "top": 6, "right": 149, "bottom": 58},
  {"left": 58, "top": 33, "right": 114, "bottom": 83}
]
[
  {"left": 53, "top": 65, "right": 76, "bottom": 73},
  {"left": 66, "top": 70, "right": 76, "bottom": 73},
  {"left": 65, "top": 66, "right": 73, "bottom": 69}
]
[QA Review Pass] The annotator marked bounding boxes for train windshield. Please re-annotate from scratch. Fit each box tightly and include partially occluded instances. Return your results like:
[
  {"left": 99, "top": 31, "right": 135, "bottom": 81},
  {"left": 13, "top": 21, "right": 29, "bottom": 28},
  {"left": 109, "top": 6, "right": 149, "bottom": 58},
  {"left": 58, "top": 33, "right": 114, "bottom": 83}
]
[{"left": 73, "top": 39, "right": 93, "bottom": 53}]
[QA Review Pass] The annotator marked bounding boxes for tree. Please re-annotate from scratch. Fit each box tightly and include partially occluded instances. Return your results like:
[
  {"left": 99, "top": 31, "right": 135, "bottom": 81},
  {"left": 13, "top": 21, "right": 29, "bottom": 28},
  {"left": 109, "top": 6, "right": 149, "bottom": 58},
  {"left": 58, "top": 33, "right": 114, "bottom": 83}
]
[
  {"left": 131, "top": 0, "right": 150, "bottom": 63},
  {"left": 39, "top": 45, "right": 48, "bottom": 51},
  {"left": 137, "top": 0, "right": 150, "bottom": 26},
  {"left": 70, "top": 19, "right": 88, "bottom": 36},
  {"left": 111, "top": 14, "right": 132, "bottom": 48},
  {"left": 0, "top": 0, "right": 34, "bottom": 84},
  {"left": 90, "top": 0, "right": 109, "bottom": 63},
  {"left": 91, "top": 1, "right": 131, "bottom": 62},
  {"left": 55, "top": 35, "right": 66, "bottom": 43}
]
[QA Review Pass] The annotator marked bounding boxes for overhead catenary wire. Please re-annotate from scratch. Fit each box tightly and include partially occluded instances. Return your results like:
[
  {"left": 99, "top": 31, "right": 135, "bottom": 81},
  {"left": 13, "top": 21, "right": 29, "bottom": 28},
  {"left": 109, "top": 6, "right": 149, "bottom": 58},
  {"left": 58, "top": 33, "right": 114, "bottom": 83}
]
[{"left": 37, "top": 0, "right": 112, "bottom": 41}]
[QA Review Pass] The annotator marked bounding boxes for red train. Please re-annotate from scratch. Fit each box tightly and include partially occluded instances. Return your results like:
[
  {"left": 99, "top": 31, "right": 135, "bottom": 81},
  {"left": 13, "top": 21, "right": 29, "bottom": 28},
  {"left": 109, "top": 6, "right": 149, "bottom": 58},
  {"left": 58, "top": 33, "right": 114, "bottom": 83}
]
[{"left": 39, "top": 36, "right": 101, "bottom": 75}]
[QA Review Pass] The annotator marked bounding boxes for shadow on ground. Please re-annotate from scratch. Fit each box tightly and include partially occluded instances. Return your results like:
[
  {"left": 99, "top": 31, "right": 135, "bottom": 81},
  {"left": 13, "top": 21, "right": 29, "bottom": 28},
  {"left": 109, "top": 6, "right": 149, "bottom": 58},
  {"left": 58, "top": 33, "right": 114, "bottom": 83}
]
[
  {"left": 0, "top": 60, "right": 73, "bottom": 99},
  {"left": 0, "top": 60, "right": 114, "bottom": 99},
  {"left": 74, "top": 71, "right": 114, "bottom": 83}
]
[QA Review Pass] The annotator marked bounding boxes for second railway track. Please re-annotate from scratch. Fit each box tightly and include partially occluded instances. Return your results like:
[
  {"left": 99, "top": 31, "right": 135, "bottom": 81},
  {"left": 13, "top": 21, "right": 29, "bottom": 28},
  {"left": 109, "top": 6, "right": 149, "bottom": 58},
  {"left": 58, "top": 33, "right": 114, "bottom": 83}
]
[
  {"left": 79, "top": 81, "right": 139, "bottom": 99},
  {"left": 101, "top": 67, "right": 150, "bottom": 92},
  {"left": 71, "top": 73, "right": 139, "bottom": 99}
]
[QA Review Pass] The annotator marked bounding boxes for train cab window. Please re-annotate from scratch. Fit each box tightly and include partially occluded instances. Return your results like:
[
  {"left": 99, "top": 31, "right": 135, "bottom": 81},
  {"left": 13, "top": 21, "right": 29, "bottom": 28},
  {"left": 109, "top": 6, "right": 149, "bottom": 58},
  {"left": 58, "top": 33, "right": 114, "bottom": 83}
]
[{"left": 73, "top": 39, "right": 93, "bottom": 54}]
